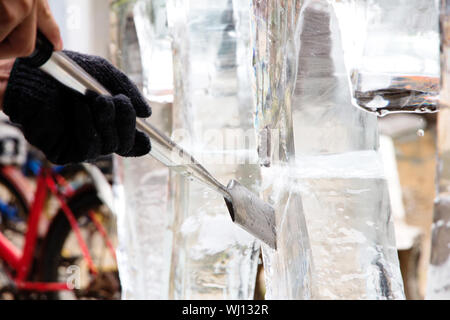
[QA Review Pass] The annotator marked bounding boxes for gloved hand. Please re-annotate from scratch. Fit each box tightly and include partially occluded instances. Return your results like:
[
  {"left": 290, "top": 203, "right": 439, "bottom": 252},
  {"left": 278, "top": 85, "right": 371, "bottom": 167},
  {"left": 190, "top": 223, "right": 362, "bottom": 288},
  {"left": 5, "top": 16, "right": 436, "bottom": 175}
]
[{"left": 2, "top": 50, "right": 151, "bottom": 165}]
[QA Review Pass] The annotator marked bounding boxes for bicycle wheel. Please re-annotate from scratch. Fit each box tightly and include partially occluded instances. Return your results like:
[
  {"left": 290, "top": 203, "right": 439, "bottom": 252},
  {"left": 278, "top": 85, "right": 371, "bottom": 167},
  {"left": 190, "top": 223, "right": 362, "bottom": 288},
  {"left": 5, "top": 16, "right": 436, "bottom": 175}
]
[{"left": 40, "top": 187, "right": 120, "bottom": 300}]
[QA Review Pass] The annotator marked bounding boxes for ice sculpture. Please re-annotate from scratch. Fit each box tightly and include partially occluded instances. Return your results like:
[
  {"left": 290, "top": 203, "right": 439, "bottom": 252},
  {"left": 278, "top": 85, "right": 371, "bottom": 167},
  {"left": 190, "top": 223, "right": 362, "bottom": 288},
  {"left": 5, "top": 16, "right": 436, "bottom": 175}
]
[
  {"left": 167, "top": 0, "right": 260, "bottom": 299},
  {"left": 112, "top": 0, "right": 174, "bottom": 299},
  {"left": 427, "top": 0, "right": 450, "bottom": 300},
  {"left": 333, "top": 0, "right": 440, "bottom": 115},
  {"left": 252, "top": 0, "right": 405, "bottom": 299}
]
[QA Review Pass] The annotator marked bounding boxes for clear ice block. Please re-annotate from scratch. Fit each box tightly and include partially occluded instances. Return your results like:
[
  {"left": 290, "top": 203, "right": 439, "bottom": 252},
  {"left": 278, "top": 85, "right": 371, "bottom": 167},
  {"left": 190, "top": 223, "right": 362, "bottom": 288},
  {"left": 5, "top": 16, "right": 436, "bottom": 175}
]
[
  {"left": 252, "top": 0, "right": 405, "bottom": 299},
  {"left": 118, "top": 156, "right": 174, "bottom": 299},
  {"left": 426, "top": 0, "right": 450, "bottom": 299},
  {"left": 262, "top": 153, "right": 405, "bottom": 299},
  {"left": 112, "top": 1, "right": 174, "bottom": 299},
  {"left": 333, "top": 0, "right": 440, "bottom": 115},
  {"left": 167, "top": 0, "right": 260, "bottom": 299},
  {"left": 259, "top": 164, "right": 314, "bottom": 299}
]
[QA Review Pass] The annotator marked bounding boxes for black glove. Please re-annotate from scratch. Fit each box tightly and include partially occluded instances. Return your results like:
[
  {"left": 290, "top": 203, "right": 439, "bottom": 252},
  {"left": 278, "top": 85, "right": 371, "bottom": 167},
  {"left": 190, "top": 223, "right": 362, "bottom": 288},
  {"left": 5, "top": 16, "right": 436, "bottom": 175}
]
[{"left": 2, "top": 50, "right": 151, "bottom": 165}]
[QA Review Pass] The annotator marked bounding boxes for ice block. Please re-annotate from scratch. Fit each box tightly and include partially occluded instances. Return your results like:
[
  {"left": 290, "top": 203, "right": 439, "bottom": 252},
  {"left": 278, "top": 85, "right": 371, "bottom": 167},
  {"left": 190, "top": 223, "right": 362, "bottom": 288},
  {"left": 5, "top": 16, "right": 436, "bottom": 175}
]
[
  {"left": 252, "top": 0, "right": 405, "bottom": 299},
  {"left": 250, "top": 0, "right": 314, "bottom": 299},
  {"left": 167, "top": 0, "right": 260, "bottom": 299},
  {"left": 112, "top": 0, "right": 174, "bottom": 299}
]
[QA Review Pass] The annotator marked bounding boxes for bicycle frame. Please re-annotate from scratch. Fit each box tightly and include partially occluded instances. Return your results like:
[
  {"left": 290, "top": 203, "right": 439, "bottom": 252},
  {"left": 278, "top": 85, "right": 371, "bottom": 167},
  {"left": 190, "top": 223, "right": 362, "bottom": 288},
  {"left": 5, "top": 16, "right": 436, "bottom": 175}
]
[{"left": 0, "top": 166, "right": 115, "bottom": 293}]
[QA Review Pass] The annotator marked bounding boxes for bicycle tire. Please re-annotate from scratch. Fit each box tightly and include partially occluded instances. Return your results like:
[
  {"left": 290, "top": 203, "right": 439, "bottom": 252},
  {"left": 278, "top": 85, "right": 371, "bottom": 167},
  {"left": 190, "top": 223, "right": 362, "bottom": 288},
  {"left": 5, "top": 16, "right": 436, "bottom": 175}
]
[{"left": 39, "top": 186, "right": 120, "bottom": 300}]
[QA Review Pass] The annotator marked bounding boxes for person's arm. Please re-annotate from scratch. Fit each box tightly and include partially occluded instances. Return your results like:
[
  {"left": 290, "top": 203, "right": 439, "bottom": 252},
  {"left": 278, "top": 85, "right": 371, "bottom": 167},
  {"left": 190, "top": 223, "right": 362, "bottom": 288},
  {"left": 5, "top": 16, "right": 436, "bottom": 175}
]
[
  {"left": 0, "top": 58, "right": 14, "bottom": 110},
  {"left": 0, "top": 0, "right": 62, "bottom": 109},
  {"left": 0, "top": 0, "right": 62, "bottom": 59}
]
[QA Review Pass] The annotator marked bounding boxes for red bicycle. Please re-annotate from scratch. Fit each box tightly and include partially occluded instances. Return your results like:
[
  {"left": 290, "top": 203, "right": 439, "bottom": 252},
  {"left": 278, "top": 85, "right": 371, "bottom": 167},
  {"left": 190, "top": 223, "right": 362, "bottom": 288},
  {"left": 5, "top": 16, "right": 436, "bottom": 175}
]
[{"left": 0, "top": 161, "right": 120, "bottom": 300}]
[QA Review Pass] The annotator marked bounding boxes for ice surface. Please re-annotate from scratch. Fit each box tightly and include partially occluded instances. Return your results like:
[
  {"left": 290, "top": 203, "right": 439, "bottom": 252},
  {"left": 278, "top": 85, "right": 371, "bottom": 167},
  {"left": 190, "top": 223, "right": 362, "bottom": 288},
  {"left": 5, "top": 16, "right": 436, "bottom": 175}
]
[
  {"left": 133, "top": 0, "right": 174, "bottom": 103},
  {"left": 263, "top": 153, "right": 404, "bottom": 299},
  {"left": 378, "top": 135, "right": 422, "bottom": 251},
  {"left": 259, "top": 164, "right": 313, "bottom": 299},
  {"left": 118, "top": 157, "right": 174, "bottom": 299},
  {"left": 427, "top": 0, "right": 450, "bottom": 299},
  {"left": 252, "top": 0, "right": 404, "bottom": 299},
  {"left": 333, "top": 0, "right": 440, "bottom": 115},
  {"left": 260, "top": 154, "right": 405, "bottom": 299},
  {"left": 167, "top": 0, "right": 260, "bottom": 299},
  {"left": 250, "top": 0, "right": 302, "bottom": 165},
  {"left": 250, "top": 0, "right": 314, "bottom": 300},
  {"left": 292, "top": 0, "right": 378, "bottom": 156},
  {"left": 169, "top": 163, "right": 261, "bottom": 299},
  {"left": 113, "top": 3, "right": 174, "bottom": 299}
]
